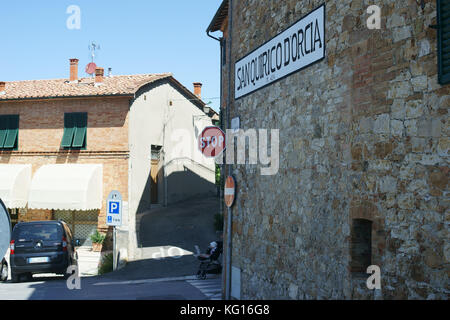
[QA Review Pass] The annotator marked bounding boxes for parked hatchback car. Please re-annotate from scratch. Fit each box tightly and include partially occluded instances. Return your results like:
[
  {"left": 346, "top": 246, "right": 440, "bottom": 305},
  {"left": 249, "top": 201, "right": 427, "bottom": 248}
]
[{"left": 10, "top": 221, "right": 77, "bottom": 283}]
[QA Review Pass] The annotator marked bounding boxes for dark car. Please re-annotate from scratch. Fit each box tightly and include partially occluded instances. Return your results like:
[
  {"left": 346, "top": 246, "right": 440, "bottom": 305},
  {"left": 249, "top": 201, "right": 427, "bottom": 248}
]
[{"left": 10, "top": 221, "right": 77, "bottom": 283}]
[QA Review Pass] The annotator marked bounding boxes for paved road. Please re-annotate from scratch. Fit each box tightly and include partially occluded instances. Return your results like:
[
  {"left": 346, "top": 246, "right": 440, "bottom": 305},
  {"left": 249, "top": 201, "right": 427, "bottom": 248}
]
[
  {"left": 106, "top": 197, "right": 221, "bottom": 281},
  {"left": 0, "top": 274, "right": 221, "bottom": 300},
  {"left": 0, "top": 197, "right": 223, "bottom": 300}
]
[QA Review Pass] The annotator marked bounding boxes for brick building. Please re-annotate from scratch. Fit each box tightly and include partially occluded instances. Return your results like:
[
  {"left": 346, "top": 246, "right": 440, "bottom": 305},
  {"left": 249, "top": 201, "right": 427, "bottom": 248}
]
[
  {"left": 0, "top": 59, "right": 217, "bottom": 259},
  {"left": 208, "top": 0, "right": 449, "bottom": 299}
]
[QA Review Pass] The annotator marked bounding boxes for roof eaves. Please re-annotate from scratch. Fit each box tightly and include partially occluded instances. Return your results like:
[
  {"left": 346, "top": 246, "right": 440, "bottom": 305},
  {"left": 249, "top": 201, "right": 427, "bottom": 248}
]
[
  {"left": 130, "top": 73, "right": 173, "bottom": 95},
  {"left": 206, "top": 0, "right": 229, "bottom": 33},
  {"left": 166, "top": 76, "right": 207, "bottom": 109},
  {"left": 0, "top": 93, "right": 134, "bottom": 103}
]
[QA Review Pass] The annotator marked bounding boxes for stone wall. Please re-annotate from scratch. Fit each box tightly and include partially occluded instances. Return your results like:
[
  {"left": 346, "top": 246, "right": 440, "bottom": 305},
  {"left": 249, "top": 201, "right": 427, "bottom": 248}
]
[{"left": 224, "top": 0, "right": 449, "bottom": 299}]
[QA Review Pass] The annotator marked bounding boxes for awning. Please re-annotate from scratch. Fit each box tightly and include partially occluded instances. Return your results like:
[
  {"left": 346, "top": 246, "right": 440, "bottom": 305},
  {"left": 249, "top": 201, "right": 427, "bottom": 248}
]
[
  {"left": 28, "top": 164, "right": 103, "bottom": 211},
  {"left": 0, "top": 164, "right": 32, "bottom": 208}
]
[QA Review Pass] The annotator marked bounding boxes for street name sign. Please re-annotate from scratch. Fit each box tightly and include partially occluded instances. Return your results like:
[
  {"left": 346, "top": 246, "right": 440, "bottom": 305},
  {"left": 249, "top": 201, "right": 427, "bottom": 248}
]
[{"left": 235, "top": 4, "right": 325, "bottom": 99}]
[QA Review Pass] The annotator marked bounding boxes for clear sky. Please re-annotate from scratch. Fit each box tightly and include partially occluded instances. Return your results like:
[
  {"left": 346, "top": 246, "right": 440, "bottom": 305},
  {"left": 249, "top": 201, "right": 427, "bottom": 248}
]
[{"left": 0, "top": 0, "right": 223, "bottom": 112}]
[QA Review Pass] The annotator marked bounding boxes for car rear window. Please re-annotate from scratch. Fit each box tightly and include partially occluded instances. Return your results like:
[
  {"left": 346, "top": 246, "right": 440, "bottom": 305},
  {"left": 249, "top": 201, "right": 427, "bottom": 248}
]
[{"left": 13, "top": 224, "right": 62, "bottom": 241}]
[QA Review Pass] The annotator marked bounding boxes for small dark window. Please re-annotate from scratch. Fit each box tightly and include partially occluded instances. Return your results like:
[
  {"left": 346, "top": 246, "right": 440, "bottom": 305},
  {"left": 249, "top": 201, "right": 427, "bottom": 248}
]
[
  {"left": 9, "top": 209, "right": 18, "bottom": 228},
  {"left": 221, "top": 38, "right": 227, "bottom": 66},
  {"left": 437, "top": 0, "right": 450, "bottom": 85},
  {"left": 0, "top": 115, "right": 19, "bottom": 150},
  {"left": 350, "top": 219, "right": 372, "bottom": 273},
  {"left": 61, "top": 113, "right": 87, "bottom": 149}
]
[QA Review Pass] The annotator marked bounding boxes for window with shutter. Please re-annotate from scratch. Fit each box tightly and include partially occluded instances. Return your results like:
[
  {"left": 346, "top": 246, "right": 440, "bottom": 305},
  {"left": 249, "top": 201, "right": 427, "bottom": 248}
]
[
  {"left": 438, "top": 0, "right": 450, "bottom": 85},
  {"left": 3, "top": 115, "right": 19, "bottom": 149},
  {"left": 0, "top": 117, "right": 7, "bottom": 148},
  {"left": 0, "top": 115, "right": 19, "bottom": 150},
  {"left": 72, "top": 113, "right": 87, "bottom": 148},
  {"left": 61, "top": 113, "right": 75, "bottom": 148},
  {"left": 62, "top": 112, "right": 87, "bottom": 149}
]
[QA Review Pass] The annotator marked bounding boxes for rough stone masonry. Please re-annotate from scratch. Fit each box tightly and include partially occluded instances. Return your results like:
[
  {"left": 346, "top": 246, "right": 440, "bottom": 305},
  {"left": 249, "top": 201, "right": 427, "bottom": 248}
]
[{"left": 224, "top": 0, "right": 449, "bottom": 299}]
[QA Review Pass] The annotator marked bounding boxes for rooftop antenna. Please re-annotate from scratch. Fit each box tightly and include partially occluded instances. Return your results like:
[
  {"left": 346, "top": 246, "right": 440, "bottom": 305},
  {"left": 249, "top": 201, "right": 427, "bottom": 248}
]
[
  {"left": 85, "top": 41, "right": 101, "bottom": 77},
  {"left": 88, "top": 41, "right": 101, "bottom": 62}
]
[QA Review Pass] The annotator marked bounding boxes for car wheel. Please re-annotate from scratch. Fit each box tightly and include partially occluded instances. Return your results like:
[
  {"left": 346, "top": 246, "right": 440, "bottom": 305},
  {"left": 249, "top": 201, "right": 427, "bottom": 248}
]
[
  {"left": 25, "top": 273, "right": 33, "bottom": 282},
  {"left": 63, "top": 259, "right": 76, "bottom": 279},
  {"left": 0, "top": 261, "right": 8, "bottom": 282},
  {"left": 11, "top": 272, "right": 20, "bottom": 283}
]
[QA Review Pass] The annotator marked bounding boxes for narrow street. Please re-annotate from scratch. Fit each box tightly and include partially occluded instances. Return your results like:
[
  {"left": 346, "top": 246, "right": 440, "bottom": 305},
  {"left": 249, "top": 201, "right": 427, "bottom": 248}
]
[
  {"left": 0, "top": 274, "right": 221, "bottom": 300},
  {"left": 103, "top": 197, "right": 221, "bottom": 282},
  {"left": 0, "top": 197, "right": 223, "bottom": 300}
]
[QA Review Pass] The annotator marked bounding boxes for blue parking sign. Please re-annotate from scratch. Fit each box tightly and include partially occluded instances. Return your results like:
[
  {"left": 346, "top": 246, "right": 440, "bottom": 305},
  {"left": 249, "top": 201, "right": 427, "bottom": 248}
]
[
  {"left": 106, "top": 191, "right": 123, "bottom": 227},
  {"left": 109, "top": 201, "right": 120, "bottom": 214}
]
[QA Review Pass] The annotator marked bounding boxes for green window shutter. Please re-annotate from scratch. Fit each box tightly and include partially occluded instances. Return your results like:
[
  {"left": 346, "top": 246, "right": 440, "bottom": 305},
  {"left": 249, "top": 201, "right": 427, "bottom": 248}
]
[
  {"left": 438, "top": 0, "right": 450, "bottom": 85},
  {"left": 0, "top": 116, "right": 7, "bottom": 148},
  {"left": 61, "top": 113, "right": 76, "bottom": 148},
  {"left": 72, "top": 113, "right": 87, "bottom": 148},
  {"left": 3, "top": 115, "right": 19, "bottom": 149}
]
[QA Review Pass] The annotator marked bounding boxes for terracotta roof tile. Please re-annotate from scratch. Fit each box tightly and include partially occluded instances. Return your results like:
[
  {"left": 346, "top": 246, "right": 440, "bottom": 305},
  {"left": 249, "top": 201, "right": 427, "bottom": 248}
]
[{"left": 0, "top": 73, "right": 172, "bottom": 100}]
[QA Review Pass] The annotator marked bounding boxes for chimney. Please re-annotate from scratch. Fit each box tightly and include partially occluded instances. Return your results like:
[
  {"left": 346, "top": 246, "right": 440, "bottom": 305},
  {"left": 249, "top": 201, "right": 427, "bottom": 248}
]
[
  {"left": 0, "top": 82, "right": 5, "bottom": 94},
  {"left": 193, "top": 82, "right": 202, "bottom": 99},
  {"left": 95, "top": 67, "right": 104, "bottom": 85},
  {"left": 69, "top": 58, "right": 79, "bottom": 82}
]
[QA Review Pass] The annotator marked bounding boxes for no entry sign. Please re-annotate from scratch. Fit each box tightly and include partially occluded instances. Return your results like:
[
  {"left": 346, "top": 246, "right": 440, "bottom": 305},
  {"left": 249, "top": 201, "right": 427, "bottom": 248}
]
[
  {"left": 224, "top": 176, "right": 236, "bottom": 208},
  {"left": 199, "top": 126, "right": 226, "bottom": 158}
]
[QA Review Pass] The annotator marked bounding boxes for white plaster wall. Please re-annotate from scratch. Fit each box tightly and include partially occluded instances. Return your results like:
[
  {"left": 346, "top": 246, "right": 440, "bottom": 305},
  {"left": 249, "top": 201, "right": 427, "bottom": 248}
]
[{"left": 128, "top": 79, "right": 216, "bottom": 258}]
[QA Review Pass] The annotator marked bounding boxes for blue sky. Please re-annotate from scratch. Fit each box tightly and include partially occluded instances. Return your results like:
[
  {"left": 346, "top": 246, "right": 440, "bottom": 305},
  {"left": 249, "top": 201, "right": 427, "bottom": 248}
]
[{"left": 0, "top": 0, "right": 223, "bottom": 111}]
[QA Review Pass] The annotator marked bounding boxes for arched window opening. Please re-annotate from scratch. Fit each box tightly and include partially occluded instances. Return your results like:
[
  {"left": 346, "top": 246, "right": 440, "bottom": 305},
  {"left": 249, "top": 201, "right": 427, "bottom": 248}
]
[{"left": 350, "top": 219, "right": 372, "bottom": 273}]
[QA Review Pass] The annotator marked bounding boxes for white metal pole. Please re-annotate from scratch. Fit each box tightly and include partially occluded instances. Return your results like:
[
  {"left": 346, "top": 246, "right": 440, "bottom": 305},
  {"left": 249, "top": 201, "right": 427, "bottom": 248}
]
[
  {"left": 113, "top": 226, "right": 116, "bottom": 270},
  {"left": 225, "top": 206, "right": 232, "bottom": 300}
]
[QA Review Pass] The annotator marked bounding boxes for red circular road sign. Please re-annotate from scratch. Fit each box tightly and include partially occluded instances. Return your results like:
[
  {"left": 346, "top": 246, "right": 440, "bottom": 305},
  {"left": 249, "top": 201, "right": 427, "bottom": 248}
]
[
  {"left": 199, "top": 126, "right": 226, "bottom": 158},
  {"left": 224, "top": 176, "right": 236, "bottom": 208}
]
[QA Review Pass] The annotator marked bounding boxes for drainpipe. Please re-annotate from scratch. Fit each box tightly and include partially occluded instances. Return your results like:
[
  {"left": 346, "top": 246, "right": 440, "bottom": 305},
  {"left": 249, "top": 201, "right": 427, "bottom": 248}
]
[
  {"left": 207, "top": 0, "right": 234, "bottom": 301},
  {"left": 207, "top": 10, "right": 228, "bottom": 300},
  {"left": 163, "top": 148, "right": 168, "bottom": 207},
  {"left": 225, "top": 0, "right": 234, "bottom": 301},
  {"left": 207, "top": 18, "right": 225, "bottom": 218}
]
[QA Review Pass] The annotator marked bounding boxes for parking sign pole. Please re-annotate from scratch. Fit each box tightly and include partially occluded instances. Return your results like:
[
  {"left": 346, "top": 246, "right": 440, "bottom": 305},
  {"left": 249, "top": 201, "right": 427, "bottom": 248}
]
[
  {"left": 113, "top": 226, "right": 116, "bottom": 271},
  {"left": 107, "top": 190, "right": 122, "bottom": 272}
]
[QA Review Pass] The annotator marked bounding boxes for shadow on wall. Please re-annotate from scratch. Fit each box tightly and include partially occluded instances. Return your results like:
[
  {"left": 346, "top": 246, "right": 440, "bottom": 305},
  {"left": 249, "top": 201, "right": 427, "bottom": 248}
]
[
  {"left": 136, "top": 165, "right": 216, "bottom": 214},
  {"left": 0, "top": 152, "right": 12, "bottom": 164},
  {"left": 166, "top": 167, "right": 216, "bottom": 204}
]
